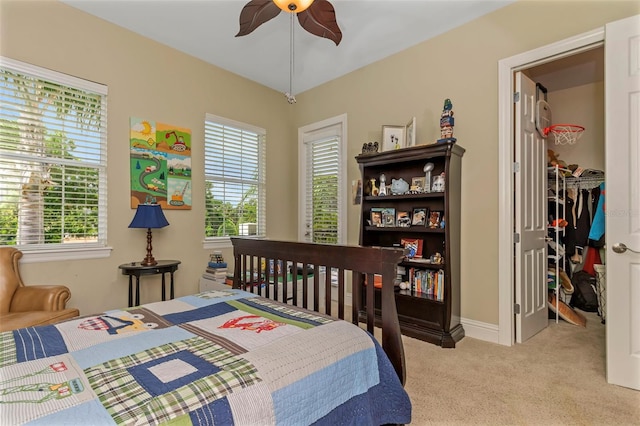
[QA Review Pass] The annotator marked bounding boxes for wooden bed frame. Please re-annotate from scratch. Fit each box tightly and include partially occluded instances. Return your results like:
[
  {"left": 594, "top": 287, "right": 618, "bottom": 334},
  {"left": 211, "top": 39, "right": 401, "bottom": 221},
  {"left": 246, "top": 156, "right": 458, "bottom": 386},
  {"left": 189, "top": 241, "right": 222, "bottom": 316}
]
[{"left": 231, "top": 237, "right": 407, "bottom": 385}]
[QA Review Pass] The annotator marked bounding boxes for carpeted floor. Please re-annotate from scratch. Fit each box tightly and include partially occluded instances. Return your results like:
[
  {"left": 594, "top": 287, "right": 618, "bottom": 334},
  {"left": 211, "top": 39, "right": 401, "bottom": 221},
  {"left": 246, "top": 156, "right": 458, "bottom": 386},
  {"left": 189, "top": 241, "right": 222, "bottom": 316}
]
[{"left": 403, "top": 311, "right": 640, "bottom": 425}]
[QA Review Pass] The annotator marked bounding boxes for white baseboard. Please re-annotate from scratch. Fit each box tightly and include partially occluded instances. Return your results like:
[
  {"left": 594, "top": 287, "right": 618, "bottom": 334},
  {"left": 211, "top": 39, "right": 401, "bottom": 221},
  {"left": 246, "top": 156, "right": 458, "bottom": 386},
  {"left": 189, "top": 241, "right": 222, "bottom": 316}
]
[{"left": 460, "top": 317, "right": 500, "bottom": 344}]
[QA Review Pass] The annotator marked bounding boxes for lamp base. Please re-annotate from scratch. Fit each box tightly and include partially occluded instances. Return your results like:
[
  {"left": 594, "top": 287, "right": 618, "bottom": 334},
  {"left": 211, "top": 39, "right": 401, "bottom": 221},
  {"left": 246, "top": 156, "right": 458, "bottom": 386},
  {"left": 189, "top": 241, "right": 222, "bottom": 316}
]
[
  {"left": 141, "top": 228, "right": 158, "bottom": 266},
  {"left": 140, "top": 257, "right": 157, "bottom": 267}
]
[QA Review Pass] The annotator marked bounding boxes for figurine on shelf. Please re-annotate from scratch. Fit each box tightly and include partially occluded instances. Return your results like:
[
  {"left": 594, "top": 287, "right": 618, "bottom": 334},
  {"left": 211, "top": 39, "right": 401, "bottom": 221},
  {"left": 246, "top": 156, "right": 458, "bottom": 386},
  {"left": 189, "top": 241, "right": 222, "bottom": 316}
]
[
  {"left": 210, "top": 251, "right": 224, "bottom": 263},
  {"left": 370, "top": 178, "right": 379, "bottom": 196},
  {"left": 361, "top": 141, "right": 379, "bottom": 154},
  {"left": 379, "top": 174, "right": 387, "bottom": 196},
  {"left": 390, "top": 178, "right": 409, "bottom": 195},
  {"left": 437, "top": 98, "right": 457, "bottom": 144}
]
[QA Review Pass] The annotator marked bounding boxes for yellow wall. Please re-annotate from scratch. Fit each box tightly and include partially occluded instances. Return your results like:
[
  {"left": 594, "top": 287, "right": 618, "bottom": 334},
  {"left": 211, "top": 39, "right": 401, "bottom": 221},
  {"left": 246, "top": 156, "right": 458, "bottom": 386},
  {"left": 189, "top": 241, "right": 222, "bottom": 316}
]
[
  {"left": 0, "top": 0, "right": 296, "bottom": 314},
  {"left": 548, "top": 82, "right": 605, "bottom": 170},
  {"left": 293, "top": 1, "right": 638, "bottom": 324},
  {"left": 1, "top": 0, "right": 638, "bottom": 326}
]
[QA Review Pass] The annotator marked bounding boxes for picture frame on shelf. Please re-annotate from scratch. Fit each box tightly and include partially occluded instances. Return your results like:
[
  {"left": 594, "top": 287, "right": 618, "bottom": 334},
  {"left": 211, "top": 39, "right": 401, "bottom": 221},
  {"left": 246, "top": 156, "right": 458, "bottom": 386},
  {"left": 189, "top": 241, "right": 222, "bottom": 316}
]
[
  {"left": 412, "top": 207, "right": 428, "bottom": 226},
  {"left": 405, "top": 117, "right": 416, "bottom": 147},
  {"left": 428, "top": 210, "right": 443, "bottom": 229},
  {"left": 431, "top": 172, "right": 446, "bottom": 192},
  {"left": 396, "top": 210, "right": 411, "bottom": 227},
  {"left": 381, "top": 125, "right": 405, "bottom": 151},
  {"left": 382, "top": 207, "right": 396, "bottom": 227},
  {"left": 401, "top": 238, "right": 423, "bottom": 259},
  {"left": 370, "top": 208, "right": 384, "bottom": 227},
  {"left": 410, "top": 176, "right": 426, "bottom": 193}
]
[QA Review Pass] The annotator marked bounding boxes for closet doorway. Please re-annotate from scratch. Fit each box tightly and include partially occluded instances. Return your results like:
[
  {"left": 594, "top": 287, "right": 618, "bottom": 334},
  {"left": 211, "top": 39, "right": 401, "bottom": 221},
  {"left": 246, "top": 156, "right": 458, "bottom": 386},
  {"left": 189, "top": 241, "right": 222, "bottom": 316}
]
[
  {"left": 499, "top": 15, "right": 640, "bottom": 391},
  {"left": 520, "top": 45, "right": 606, "bottom": 342},
  {"left": 498, "top": 27, "right": 608, "bottom": 348}
]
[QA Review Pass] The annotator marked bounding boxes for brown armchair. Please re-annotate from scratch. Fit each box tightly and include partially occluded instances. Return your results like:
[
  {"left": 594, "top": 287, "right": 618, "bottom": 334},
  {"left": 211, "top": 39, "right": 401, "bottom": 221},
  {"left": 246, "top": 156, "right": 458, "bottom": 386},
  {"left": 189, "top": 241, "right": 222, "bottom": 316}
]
[{"left": 0, "top": 247, "right": 79, "bottom": 332}]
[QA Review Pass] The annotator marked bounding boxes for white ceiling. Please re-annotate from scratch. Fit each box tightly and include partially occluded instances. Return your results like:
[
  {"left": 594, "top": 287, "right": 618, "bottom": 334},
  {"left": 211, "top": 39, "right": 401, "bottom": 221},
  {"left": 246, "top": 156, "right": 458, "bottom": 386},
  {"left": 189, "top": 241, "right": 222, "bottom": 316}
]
[{"left": 61, "top": 0, "right": 513, "bottom": 94}]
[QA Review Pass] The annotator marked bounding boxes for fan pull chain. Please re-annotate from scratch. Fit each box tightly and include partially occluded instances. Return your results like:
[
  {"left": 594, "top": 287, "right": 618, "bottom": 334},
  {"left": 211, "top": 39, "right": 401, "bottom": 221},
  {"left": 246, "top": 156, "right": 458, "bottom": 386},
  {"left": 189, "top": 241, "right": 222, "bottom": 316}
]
[{"left": 285, "top": 12, "right": 297, "bottom": 104}]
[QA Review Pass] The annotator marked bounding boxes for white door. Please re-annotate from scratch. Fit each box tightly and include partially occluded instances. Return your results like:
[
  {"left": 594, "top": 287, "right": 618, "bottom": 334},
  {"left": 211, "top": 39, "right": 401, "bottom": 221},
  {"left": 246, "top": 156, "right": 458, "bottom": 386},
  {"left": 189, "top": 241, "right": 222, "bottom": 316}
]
[
  {"left": 605, "top": 14, "right": 640, "bottom": 391},
  {"left": 515, "top": 72, "right": 549, "bottom": 343},
  {"left": 297, "top": 114, "right": 347, "bottom": 244}
]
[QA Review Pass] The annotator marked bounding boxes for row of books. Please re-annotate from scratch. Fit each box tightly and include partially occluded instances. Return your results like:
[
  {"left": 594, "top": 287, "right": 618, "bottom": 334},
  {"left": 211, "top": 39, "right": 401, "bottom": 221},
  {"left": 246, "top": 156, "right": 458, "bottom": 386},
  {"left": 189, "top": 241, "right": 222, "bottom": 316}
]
[{"left": 407, "top": 268, "right": 445, "bottom": 301}]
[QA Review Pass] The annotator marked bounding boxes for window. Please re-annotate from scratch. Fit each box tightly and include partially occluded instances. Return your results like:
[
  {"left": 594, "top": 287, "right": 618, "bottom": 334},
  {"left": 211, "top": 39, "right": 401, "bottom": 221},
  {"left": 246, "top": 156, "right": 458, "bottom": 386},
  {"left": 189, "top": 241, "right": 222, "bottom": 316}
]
[
  {"left": 298, "top": 114, "right": 346, "bottom": 244},
  {"left": 0, "top": 58, "right": 108, "bottom": 260},
  {"left": 204, "top": 114, "right": 265, "bottom": 247}
]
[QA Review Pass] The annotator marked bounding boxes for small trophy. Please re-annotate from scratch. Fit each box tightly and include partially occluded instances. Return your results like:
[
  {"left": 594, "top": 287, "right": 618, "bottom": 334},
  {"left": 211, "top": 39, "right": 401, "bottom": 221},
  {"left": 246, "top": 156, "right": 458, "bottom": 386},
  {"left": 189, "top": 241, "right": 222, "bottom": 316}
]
[
  {"left": 423, "top": 162, "right": 434, "bottom": 193},
  {"left": 379, "top": 174, "right": 387, "bottom": 196}
]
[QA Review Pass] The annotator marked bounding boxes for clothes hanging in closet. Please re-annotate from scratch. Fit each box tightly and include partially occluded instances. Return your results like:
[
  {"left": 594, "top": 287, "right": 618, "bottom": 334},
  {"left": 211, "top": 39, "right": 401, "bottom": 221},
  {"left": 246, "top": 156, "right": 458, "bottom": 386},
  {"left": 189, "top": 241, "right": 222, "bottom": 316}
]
[
  {"left": 588, "top": 182, "right": 606, "bottom": 247},
  {"left": 548, "top": 185, "right": 601, "bottom": 266}
]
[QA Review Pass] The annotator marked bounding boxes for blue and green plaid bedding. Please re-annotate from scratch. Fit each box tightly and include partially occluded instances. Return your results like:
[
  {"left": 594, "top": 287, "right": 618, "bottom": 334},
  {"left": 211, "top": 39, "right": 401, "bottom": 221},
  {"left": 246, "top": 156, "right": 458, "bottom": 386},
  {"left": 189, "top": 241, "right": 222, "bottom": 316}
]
[{"left": 0, "top": 289, "right": 411, "bottom": 425}]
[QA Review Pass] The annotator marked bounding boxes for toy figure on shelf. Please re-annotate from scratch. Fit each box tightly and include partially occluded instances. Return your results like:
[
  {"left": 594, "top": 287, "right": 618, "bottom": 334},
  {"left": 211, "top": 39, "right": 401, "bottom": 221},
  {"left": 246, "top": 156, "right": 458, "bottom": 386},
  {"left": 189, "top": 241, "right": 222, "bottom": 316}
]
[
  {"left": 379, "top": 174, "right": 387, "bottom": 196},
  {"left": 437, "top": 98, "right": 457, "bottom": 143},
  {"left": 361, "top": 141, "right": 379, "bottom": 154},
  {"left": 369, "top": 178, "right": 379, "bottom": 196}
]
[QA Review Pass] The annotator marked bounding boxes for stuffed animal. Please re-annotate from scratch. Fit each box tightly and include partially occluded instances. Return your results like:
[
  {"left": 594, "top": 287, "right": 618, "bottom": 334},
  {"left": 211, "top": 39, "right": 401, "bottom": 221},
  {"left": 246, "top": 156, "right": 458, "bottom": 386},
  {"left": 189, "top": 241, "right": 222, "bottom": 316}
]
[
  {"left": 547, "top": 149, "right": 575, "bottom": 176},
  {"left": 547, "top": 149, "right": 565, "bottom": 168}
]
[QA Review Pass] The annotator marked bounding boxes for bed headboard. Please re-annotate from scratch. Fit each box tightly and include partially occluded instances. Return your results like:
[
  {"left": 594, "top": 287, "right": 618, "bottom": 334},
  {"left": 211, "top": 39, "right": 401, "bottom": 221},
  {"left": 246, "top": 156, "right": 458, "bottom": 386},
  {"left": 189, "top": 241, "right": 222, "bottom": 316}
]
[{"left": 230, "top": 237, "right": 406, "bottom": 385}]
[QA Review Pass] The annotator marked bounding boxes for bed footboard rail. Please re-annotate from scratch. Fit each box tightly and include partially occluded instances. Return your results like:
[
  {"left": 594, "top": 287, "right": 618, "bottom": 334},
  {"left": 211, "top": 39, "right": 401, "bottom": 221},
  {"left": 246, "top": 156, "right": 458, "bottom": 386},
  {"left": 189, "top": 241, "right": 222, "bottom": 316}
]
[{"left": 230, "top": 237, "right": 406, "bottom": 385}]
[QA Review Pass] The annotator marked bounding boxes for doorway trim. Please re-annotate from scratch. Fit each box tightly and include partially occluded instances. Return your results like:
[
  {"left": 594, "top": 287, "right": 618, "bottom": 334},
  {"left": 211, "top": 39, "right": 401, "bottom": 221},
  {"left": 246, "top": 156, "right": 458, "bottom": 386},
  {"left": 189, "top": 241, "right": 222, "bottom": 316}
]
[{"left": 497, "top": 27, "right": 605, "bottom": 346}]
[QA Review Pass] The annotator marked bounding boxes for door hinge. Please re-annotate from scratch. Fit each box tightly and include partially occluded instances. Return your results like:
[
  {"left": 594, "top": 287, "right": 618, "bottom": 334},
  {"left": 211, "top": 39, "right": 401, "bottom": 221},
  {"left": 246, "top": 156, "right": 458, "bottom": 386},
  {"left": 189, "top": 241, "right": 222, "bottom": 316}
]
[
  {"left": 514, "top": 303, "right": 521, "bottom": 314},
  {"left": 513, "top": 233, "right": 520, "bottom": 244},
  {"left": 513, "top": 162, "right": 520, "bottom": 173},
  {"left": 513, "top": 92, "right": 520, "bottom": 103}
]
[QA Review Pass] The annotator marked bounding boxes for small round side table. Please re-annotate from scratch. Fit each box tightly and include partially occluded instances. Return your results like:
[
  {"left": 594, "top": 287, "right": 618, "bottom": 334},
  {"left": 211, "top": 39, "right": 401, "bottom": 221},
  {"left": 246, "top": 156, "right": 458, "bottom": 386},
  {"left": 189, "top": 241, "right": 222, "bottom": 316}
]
[{"left": 118, "top": 260, "right": 181, "bottom": 307}]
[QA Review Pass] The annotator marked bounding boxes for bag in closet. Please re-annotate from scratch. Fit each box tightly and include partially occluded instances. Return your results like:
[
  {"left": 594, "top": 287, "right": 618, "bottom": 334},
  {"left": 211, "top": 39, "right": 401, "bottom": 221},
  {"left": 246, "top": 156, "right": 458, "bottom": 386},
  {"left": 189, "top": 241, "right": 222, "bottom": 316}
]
[{"left": 569, "top": 270, "right": 599, "bottom": 312}]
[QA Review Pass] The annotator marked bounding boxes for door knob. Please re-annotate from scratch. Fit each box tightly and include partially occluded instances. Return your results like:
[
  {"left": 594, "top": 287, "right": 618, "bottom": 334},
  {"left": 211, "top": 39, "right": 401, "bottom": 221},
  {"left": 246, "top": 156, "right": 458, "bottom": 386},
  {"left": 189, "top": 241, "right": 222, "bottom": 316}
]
[{"left": 612, "top": 243, "right": 640, "bottom": 254}]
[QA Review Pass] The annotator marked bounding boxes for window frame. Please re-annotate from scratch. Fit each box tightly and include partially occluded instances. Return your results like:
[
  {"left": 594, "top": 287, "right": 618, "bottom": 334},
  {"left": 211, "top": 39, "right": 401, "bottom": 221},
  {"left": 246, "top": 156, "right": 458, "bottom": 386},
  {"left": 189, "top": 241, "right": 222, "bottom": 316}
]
[
  {"left": 203, "top": 113, "right": 266, "bottom": 250},
  {"left": 0, "top": 57, "right": 111, "bottom": 263}
]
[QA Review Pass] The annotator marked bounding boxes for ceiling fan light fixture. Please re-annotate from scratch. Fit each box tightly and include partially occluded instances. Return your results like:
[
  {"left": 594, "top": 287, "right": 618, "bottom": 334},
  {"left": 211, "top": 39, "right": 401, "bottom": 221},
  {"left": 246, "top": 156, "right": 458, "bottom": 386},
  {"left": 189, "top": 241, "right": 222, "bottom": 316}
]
[{"left": 273, "top": 0, "right": 314, "bottom": 13}]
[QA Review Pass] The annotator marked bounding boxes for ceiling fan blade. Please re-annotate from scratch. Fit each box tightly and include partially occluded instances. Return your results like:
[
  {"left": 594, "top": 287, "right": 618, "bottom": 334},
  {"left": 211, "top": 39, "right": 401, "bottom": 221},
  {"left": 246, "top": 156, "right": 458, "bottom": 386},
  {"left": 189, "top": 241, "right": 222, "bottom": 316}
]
[
  {"left": 297, "top": 0, "right": 342, "bottom": 45},
  {"left": 236, "top": 0, "right": 281, "bottom": 37}
]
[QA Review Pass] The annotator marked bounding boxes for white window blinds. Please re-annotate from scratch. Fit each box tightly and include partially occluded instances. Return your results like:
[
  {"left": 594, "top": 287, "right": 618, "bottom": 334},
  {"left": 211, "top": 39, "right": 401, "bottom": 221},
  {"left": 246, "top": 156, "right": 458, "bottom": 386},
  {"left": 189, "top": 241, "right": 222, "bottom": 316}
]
[
  {"left": 0, "top": 57, "right": 108, "bottom": 250},
  {"left": 304, "top": 129, "right": 341, "bottom": 244},
  {"left": 204, "top": 114, "right": 265, "bottom": 240}
]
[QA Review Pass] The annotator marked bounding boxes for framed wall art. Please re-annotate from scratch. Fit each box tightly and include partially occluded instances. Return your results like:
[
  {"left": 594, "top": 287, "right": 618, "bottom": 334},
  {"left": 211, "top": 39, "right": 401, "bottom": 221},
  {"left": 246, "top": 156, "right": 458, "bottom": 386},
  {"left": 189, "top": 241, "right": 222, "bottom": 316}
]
[
  {"left": 381, "top": 125, "right": 405, "bottom": 151},
  {"left": 130, "top": 117, "right": 192, "bottom": 210}
]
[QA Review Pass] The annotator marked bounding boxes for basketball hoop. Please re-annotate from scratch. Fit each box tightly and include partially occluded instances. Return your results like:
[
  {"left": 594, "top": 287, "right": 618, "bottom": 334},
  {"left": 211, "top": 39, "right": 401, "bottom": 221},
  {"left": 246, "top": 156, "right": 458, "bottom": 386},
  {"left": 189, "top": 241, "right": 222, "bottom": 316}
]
[{"left": 544, "top": 124, "right": 585, "bottom": 145}]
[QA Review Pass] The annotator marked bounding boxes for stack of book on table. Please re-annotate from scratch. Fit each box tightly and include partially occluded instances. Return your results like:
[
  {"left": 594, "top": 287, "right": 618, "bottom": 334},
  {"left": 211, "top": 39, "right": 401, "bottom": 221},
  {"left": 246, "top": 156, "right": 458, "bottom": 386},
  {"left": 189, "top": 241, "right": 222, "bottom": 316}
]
[{"left": 200, "top": 251, "right": 229, "bottom": 291}]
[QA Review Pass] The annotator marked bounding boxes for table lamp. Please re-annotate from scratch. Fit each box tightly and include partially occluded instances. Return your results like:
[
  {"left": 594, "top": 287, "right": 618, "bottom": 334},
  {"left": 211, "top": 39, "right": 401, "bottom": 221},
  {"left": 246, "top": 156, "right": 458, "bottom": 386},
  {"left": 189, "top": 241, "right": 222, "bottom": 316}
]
[{"left": 128, "top": 203, "right": 169, "bottom": 266}]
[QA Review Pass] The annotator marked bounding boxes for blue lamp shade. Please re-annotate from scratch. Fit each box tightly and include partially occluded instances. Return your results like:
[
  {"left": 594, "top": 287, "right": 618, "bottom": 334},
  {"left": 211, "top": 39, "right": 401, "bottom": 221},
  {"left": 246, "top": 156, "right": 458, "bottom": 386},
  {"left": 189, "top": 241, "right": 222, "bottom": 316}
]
[
  {"left": 129, "top": 204, "right": 169, "bottom": 229},
  {"left": 129, "top": 204, "right": 169, "bottom": 266}
]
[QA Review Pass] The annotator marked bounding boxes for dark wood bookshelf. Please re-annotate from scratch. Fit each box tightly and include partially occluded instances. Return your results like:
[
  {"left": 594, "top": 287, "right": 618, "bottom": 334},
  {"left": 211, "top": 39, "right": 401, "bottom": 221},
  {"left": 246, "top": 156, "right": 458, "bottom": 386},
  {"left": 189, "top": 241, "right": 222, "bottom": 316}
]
[{"left": 356, "top": 142, "right": 465, "bottom": 348}]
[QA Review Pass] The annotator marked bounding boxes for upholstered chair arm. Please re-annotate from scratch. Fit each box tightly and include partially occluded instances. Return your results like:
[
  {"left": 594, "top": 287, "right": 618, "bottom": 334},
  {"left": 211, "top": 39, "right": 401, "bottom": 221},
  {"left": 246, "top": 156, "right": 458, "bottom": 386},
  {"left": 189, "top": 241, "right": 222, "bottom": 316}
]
[{"left": 10, "top": 285, "right": 72, "bottom": 312}]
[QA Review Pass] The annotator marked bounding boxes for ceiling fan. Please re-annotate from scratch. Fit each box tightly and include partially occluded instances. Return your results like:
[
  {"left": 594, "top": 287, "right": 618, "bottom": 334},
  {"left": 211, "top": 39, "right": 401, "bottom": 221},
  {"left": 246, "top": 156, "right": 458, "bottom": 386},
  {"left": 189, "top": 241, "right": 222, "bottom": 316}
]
[{"left": 236, "top": 0, "right": 343, "bottom": 46}]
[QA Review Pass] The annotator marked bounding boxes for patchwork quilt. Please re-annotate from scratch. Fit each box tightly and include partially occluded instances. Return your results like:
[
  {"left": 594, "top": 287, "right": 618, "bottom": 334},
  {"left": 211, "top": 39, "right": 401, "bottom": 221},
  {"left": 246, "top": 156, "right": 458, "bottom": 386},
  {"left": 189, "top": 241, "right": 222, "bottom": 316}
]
[{"left": 0, "top": 289, "right": 411, "bottom": 425}]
